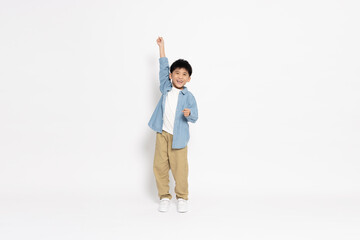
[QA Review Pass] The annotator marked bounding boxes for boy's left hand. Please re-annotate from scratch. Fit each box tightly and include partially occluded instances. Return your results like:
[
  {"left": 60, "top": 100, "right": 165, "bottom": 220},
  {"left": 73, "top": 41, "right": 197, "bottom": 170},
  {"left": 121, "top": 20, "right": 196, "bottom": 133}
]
[{"left": 182, "top": 108, "right": 191, "bottom": 117}]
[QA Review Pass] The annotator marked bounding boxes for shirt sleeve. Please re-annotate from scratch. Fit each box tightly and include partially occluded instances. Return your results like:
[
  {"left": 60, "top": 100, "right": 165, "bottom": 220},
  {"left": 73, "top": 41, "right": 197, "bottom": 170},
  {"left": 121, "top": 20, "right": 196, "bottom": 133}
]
[
  {"left": 185, "top": 94, "right": 198, "bottom": 123},
  {"left": 159, "top": 57, "right": 172, "bottom": 94}
]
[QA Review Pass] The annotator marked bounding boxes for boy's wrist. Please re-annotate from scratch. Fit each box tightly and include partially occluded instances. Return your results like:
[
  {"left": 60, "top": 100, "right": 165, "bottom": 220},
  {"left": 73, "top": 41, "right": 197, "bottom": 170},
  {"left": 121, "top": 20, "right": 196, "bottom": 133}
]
[{"left": 159, "top": 47, "right": 165, "bottom": 58}]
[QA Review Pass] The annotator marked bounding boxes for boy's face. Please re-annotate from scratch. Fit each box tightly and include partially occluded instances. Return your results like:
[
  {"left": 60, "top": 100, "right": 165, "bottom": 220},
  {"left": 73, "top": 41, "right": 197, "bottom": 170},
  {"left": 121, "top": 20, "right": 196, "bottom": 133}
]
[{"left": 169, "top": 68, "right": 191, "bottom": 90}]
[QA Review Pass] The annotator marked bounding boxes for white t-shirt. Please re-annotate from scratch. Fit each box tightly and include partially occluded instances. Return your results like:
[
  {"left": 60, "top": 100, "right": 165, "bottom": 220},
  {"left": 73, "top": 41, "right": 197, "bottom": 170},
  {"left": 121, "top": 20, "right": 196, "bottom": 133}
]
[{"left": 162, "top": 86, "right": 181, "bottom": 135}]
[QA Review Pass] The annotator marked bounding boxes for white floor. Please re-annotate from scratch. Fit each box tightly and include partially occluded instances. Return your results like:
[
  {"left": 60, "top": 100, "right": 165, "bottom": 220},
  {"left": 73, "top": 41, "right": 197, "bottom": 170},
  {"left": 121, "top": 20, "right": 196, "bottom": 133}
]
[{"left": 1, "top": 191, "right": 359, "bottom": 240}]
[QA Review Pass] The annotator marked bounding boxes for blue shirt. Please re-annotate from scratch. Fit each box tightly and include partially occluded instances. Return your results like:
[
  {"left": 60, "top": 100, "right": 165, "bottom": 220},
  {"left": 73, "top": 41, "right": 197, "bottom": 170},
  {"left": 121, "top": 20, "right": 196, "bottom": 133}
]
[{"left": 148, "top": 57, "right": 198, "bottom": 149}]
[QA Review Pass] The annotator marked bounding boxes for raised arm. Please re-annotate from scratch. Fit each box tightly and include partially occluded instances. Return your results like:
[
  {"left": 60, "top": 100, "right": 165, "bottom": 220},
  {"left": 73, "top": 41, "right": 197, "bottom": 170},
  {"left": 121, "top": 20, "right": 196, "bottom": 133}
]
[
  {"left": 156, "top": 36, "right": 171, "bottom": 94},
  {"left": 156, "top": 36, "right": 165, "bottom": 58}
]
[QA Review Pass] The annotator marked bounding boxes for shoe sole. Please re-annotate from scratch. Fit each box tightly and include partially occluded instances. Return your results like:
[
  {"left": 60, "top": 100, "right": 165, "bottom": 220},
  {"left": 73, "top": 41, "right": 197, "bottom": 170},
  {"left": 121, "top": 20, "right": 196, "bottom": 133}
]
[
  {"left": 159, "top": 208, "right": 169, "bottom": 212},
  {"left": 177, "top": 208, "right": 188, "bottom": 213}
]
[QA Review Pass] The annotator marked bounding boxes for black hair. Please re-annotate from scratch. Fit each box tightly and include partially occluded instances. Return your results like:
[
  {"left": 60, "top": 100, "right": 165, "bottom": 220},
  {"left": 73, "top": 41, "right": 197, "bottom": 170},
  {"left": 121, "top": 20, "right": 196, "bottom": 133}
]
[{"left": 170, "top": 59, "right": 192, "bottom": 76}]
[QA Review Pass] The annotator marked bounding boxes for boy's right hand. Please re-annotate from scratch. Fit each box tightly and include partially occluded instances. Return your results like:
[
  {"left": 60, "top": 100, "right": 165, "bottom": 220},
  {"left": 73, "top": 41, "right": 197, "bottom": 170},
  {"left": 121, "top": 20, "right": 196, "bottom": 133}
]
[{"left": 156, "top": 36, "right": 164, "bottom": 47}]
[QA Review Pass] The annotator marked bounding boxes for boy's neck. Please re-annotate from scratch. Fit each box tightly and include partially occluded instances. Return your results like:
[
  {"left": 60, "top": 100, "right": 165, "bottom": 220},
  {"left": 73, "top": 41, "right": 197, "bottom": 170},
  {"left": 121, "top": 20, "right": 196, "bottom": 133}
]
[{"left": 173, "top": 87, "right": 183, "bottom": 90}]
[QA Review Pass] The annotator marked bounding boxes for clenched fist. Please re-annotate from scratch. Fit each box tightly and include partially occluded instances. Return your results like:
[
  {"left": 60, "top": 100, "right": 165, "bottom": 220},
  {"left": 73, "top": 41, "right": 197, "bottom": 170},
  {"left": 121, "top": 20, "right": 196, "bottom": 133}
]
[
  {"left": 156, "top": 36, "right": 164, "bottom": 47},
  {"left": 182, "top": 108, "right": 191, "bottom": 117}
]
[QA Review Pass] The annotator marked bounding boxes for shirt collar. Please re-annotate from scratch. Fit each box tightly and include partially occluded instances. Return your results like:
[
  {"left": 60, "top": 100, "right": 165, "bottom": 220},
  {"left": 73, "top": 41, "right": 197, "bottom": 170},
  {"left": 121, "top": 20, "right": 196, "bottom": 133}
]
[{"left": 180, "top": 86, "right": 188, "bottom": 95}]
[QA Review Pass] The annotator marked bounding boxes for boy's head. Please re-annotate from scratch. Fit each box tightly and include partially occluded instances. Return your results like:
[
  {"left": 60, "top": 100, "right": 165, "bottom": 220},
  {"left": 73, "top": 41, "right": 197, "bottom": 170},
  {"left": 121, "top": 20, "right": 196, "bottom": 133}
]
[{"left": 169, "top": 59, "right": 192, "bottom": 90}]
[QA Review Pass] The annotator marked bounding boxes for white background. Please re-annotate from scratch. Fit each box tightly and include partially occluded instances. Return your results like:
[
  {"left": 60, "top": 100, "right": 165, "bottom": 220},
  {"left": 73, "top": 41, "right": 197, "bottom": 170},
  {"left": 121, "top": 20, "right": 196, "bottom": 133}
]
[{"left": 0, "top": 0, "right": 359, "bottom": 239}]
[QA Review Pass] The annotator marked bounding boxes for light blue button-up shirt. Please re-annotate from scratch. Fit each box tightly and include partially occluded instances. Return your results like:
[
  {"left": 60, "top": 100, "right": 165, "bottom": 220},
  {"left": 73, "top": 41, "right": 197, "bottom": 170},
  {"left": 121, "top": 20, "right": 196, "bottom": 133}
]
[{"left": 148, "top": 57, "right": 198, "bottom": 149}]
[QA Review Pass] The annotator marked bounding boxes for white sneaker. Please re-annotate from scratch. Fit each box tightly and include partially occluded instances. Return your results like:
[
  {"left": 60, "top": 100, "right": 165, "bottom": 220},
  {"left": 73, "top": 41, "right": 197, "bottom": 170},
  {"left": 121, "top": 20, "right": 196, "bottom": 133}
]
[
  {"left": 158, "top": 198, "right": 171, "bottom": 212},
  {"left": 177, "top": 198, "right": 189, "bottom": 213}
]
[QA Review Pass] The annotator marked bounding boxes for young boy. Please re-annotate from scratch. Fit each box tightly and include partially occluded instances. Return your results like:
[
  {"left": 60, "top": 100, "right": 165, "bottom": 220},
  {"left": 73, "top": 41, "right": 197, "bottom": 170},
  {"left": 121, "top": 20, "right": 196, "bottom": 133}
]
[{"left": 148, "top": 37, "right": 198, "bottom": 213}]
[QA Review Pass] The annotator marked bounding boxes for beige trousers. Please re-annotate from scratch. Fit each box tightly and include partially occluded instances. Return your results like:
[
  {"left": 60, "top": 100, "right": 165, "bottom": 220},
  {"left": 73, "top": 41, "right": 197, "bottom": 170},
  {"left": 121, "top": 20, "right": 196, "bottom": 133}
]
[{"left": 153, "top": 130, "right": 189, "bottom": 200}]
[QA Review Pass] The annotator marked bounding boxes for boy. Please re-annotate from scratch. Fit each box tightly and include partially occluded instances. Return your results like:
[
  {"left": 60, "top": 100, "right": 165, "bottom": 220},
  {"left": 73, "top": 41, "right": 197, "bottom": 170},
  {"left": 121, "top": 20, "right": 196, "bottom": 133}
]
[{"left": 148, "top": 37, "right": 198, "bottom": 213}]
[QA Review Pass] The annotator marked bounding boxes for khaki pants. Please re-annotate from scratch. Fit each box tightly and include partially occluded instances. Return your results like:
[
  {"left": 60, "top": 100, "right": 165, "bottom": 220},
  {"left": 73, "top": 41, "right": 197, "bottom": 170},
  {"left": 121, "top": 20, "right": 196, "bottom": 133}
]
[{"left": 153, "top": 130, "right": 189, "bottom": 200}]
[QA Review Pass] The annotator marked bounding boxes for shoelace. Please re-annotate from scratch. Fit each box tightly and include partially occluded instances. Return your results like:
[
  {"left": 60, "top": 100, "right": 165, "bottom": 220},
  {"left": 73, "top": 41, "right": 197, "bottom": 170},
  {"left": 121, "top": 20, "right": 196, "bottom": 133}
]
[{"left": 178, "top": 199, "right": 187, "bottom": 204}]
